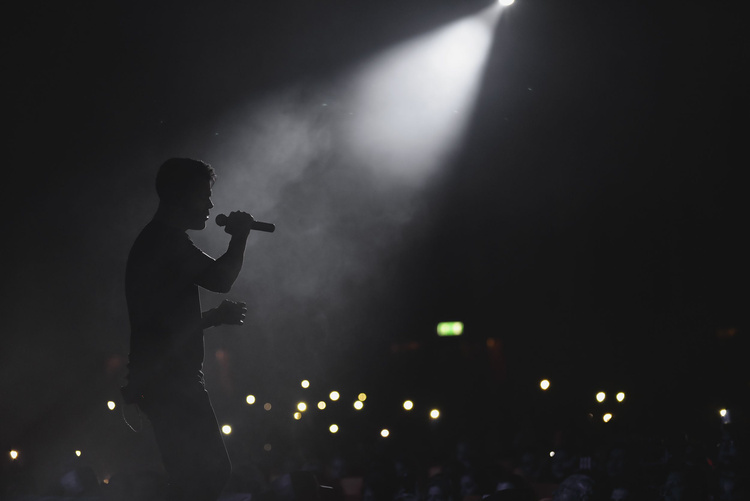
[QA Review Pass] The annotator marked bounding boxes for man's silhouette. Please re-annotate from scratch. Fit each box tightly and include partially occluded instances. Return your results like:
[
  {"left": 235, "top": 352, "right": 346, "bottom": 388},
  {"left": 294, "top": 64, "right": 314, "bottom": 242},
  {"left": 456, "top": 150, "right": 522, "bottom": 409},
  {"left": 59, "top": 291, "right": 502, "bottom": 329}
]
[{"left": 122, "top": 158, "right": 255, "bottom": 501}]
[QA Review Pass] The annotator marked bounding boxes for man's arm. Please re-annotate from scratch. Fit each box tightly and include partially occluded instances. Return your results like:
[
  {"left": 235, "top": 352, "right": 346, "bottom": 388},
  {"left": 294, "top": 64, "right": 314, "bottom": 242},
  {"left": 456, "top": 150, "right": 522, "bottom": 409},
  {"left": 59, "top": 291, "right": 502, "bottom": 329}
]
[{"left": 195, "top": 211, "right": 255, "bottom": 293}]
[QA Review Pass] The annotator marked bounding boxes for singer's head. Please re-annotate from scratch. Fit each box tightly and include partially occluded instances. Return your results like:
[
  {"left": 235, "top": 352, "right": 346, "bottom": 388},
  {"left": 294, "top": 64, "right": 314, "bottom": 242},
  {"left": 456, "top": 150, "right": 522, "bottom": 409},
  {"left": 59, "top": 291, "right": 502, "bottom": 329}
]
[{"left": 155, "top": 158, "right": 216, "bottom": 230}]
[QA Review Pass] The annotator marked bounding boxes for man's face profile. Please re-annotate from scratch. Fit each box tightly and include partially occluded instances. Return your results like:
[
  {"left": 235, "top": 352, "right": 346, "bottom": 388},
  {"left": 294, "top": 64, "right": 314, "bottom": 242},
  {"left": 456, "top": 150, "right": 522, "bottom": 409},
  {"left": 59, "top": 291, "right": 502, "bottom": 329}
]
[{"left": 179, "top": 179, "right": 214, "bottom": 231}]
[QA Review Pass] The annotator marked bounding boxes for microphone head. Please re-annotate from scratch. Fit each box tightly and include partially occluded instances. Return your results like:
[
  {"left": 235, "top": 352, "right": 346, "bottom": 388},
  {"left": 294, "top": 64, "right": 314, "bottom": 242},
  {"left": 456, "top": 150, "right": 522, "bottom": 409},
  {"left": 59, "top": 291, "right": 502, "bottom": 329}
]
[{"left": 215, "top": 214, "right": 228, "bottom": 226}]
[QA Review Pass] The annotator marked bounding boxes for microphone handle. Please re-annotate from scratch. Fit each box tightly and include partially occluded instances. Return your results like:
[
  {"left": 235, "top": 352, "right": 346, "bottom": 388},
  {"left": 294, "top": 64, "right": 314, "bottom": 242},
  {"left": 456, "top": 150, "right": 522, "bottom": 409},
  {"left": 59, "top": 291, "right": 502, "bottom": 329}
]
[{"left": 215, "top": 214, "right": 275, "bottom": 233}]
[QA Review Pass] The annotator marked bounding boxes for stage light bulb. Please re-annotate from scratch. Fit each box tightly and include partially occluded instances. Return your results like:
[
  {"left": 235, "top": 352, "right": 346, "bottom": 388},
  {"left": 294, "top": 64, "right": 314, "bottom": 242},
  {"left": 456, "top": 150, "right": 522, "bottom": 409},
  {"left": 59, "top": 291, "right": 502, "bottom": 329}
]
[
  {"left": 430, "top": 409, "right": 440, "bottom": 419},
  {"left": 354, "top": 401, "right": 364, "bottom": 410},
  {"left": 246, "top": 395, "right": 256, "bottom": 405},
  {"left": 107, "top": 401, "right": 116, "bottom": 410},
  {"left": 603, "top": 413, "right": 613, "bottom": 423},
  {"left": 720, "top": 408, "right": 727, "bottom": 417},
  {"left": 301, "top": 380, "right": 310, "bottom": 388},
  {"left": 403, "top": 400, "right": 414, "bottom": 411},
  {"left": 616, "top": 392, "right": 625, "bottom": 402},
  {"left": 75, "top": 450, "right": 82, "bottom": 457},
  {"left": 222, "top": 425, "right": 232, "bottom": 435},
  {"left": 297, "top": 402, "right": 307, "bottom": 412},
  {"left": 358, "top": 393, "right": 367, "bottom": 401},
  {"left": 329, "top": 424, "right": 339, "bottom": 433},
  {"left": 596, "top": 392, "right": 606, "bottom": 403},
  {"left": 540, "top": 379, "right": 550, "bottom": 390},
  {"left": 381, "top": 429, "right": 390, "bottom": 438},
  {"left": 329, "top": 391, "right": 340, "bottom": 401},
  {"left": 499, "top": 0, "right": 515, "bottom": 6},
  {"left": 294, "top": 412, "right": 302, "bottom": 420},
  {"left": 10, "top": 450, "right": 18, "bottom": 460},
  {"left": 318, "top": 401, "right": 327, "bottom": 410}
]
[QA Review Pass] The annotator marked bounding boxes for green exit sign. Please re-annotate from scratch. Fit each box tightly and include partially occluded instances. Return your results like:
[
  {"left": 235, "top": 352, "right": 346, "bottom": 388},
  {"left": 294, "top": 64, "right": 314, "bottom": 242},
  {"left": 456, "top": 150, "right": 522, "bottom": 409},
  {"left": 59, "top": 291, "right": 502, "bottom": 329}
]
[{"left": 437, "top": 322, "right": 464, "bottom": 337}]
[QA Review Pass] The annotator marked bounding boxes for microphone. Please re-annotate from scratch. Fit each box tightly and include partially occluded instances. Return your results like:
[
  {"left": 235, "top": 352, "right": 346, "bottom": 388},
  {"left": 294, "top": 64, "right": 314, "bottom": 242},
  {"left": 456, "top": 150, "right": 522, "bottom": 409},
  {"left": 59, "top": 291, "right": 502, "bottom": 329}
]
[{"left": 215, "top": 214, "right": 275, "bottom": 233}]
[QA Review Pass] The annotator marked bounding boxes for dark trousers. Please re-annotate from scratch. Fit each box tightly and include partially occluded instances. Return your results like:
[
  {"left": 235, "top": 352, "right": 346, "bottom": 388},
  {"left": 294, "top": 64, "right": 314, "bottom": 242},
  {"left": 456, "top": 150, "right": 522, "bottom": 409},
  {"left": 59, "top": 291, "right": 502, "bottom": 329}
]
[{"left": 139, "top": 382, "right": 231, "bottom": 501}]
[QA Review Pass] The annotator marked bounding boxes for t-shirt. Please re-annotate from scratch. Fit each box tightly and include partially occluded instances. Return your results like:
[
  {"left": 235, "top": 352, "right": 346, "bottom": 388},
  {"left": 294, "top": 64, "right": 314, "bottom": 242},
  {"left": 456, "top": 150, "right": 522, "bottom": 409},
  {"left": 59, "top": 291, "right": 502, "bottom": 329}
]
[{"left": 125, "top": 219, "right": 214, "bottom": 391}]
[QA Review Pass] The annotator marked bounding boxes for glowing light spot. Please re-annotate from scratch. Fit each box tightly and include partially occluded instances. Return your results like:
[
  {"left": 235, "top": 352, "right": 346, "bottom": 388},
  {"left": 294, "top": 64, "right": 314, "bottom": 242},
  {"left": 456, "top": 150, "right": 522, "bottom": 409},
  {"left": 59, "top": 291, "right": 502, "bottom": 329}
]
[
  {"left": 75, "top": 450, "right": 82, "bottom": 457},
  {"left": 596, "top": 392, "right": 606, "bottom": 403},
  {"left": 381, "top": 429, "right": 390, "bottom": 438},
  {"left": 540, "top": 380, "right": 550, "bottom": 390},
  {"left": 603, "top": 413, "right": 613, "bottom": 423},
  {"left": 264, "top": 403, "right": 272, "bottom": 411},
  {"left": 107, "top": 401, "right": 116, "bottom": 410},
  {"left": 329, "top": 424, "right": 339, "bottom": 433},
  {"left": 222, "top": 425, "right": 232, "bottom": 435},
  {"left": 317, "top": 401, "right": 327, "bottom": 410},
  {"left": 437, "top": 321, "right": 464, "bottom": 336},
  {"left": 616, "top": 392, "right": 625, "bottom": 402},
  {"left": 264, "top": 444, "right": 272, "bottom": 451},
  {"left": 358, "top": 393, "right": 367, "bottom": 401},
  {"left": 301, "top": 380, "right": 310, "bottom": 388},
  {"left": 246, "top": 395, "right": 256, "bottom": 405},
  {"left": 10, "top": 450, "right": 18, "bottom": 460},
  {"left": 499, "top": 0, "right": 515, "bottom": 6},
  {"left": 297, "top": 402, "right": 307, "bottom": 412},
  {"left": 550, "top": 451, "right": 555, "bottom": 458},
  {"left": 403, "top": 400, "right": 414, "bottom": 411},
  {"left": 430, "top": 409, "right": 440, "bottom": 419},
  {"left": 720, "top": 408, "right": 727, "bottom": 417},
  {"left": 329, "top": 391, "right": 340, "bottom": 401},
  {"left": 294, "top": 412, "right": 302, "bottom": 420},
  {"left": 354, "top": 401, "right": 364, "bottom": 410}
]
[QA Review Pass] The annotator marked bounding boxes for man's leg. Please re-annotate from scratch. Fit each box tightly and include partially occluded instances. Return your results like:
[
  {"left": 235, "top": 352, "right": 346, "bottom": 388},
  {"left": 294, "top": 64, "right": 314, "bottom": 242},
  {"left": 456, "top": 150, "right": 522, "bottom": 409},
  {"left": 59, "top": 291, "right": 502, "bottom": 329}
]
[{"left": 141, "top": 384, "right": 231, "bottom": 501}]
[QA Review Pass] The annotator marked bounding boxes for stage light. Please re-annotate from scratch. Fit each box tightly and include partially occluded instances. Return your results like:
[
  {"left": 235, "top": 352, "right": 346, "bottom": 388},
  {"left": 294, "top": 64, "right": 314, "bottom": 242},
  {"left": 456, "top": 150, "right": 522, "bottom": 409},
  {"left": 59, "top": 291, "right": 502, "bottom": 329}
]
[
  {"left": 9, "top": 450, "right": 18, "bottom": 460},
  {"left": 318, "top": 401, "right": 327, "bottom": 410},
  {"left": 549, "top": 451, "right": 555, "bottom": 458},
  {"left": 294, "top": 412, "right": 302, "bottom": 420},
  {"left": 329, "top": 424, "right": 339, "bottom": 433},
  {"left": 430, "top": 409, "right": 440, "bottom": 419},
  {"left": 381, "top": 429, "right": 390, "bottom": 438},
  {"left": 596, "top": 392, "right": 606, "bottom": 403},
  {"left": 222, "top": 425, "right": 232, "bottom": 435},
  {"left": 403, "top": 400, "right": 414, "bottom": 411},
  {"left": 354, "top": 401, "right": 364, "bottom": 410},
  {"left": 358, "top": 393, "right": 367, "bottom": 401},
  {"left": 297, "top": 402, "right": 307, "bottom": 412},
  {"left": 264, "top": 403, "right": 272, "bottom": 411},
  {"left": 603, "top": 413, "right": 613, "bottom": 423},
  {"left": 720, "top": 408, "right": 727, "bottom": 417},
  {"left": 246, "top": 395, "right": 256, "bottom": 405},
  {"left": 437, "top": 322, "right": 464, "bottom": 336},
  {"left": 344, "top": 4, "right": 505, "bottom": 184},
  {"left": 616, "top": 392, "right": 625, "bottom": 402},
  {"left": 540, "top": 379, "right": 550, "bottom": 390},
  {"left": 329, "top": 391, "right": 340, "bottom": 401},
  {"left": 107, "top": 401, "right": 116, "bottom": 410},
  {"left": 498, "top": 0, "right": 515, "bottom": 6},
  {"left": 301, "top": 380, "right": 310, "bottom": 388},
  {"left": 75, "top": 450, "right": 82, "bottom": 457}
]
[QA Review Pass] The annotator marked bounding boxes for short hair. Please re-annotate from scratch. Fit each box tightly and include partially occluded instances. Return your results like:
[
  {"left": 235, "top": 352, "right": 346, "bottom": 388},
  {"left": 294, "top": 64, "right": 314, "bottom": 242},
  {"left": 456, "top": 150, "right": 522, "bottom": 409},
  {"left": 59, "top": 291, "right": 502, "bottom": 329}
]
[{"left": 155, "top": 158, "right": 216, "bottom": 202}]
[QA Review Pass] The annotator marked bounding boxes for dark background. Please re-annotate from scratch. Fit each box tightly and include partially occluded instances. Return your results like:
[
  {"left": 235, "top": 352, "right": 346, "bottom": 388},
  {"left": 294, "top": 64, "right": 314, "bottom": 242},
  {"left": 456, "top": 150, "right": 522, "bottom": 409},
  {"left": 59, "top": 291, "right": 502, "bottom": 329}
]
[{"left": 2, "top": 0, "right": 745, "bottom": 487}]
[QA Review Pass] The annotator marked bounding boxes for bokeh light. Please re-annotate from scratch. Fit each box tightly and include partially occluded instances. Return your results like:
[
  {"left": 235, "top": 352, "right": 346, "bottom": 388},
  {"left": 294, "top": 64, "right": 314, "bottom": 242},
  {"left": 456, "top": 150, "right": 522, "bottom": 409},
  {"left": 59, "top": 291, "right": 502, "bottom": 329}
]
[
  {"left": 616, "top": 392, "right": 625, "bottom": 402},
  {"left": 720, "top": 408, "right": 727, "bottom": 417},
  {"left": 430, "top": 409, "right": 440, "bottom": 419},
  {"left": 540, "top": 379, "right": 550, "bottom": 390},
  {"left": 318, "top": 401, "right": 327, "bottom": 410},
  {"left": 403, "top": 400, "right": 414, "bottom": 411},
  {"left": 294, "top": 412, "right": 302, "bottom": 420},
  {"left": 263, "top": 403, "right": 272, "bottom": 411},
  {"left": 301, "top": 380, "right": 310, "bottom": 388},
  {"left": 9, "top": 450, "right": 18, "bottom": 460},
  {"left": 75, "top": 450, "right": 82, "bottom": 457},
  {"left": 353, "top": 401, "right": 364, "bottom": 410},
  {"left": 358, "top": 393, "right": 367, "bottom": 401},
  {"left": 329, "top": 391, "right": 340, "bottom": 401},
  {"left": 381, "top": 429, "right": 390, "bottom": 438},
  {"left": 596, "top": 392, "right": 606, "bottom": 403},
  {"left": 297, "top": 402, "right": 307, "bottom": 412},
  {"left": 107, "top": 401, "right": 116, "bottom": 410},
  {"left": 246, "top": 395, "right": 256, "bottom": 405},
  {"left": 222, "top": 425, "right": 232, "bottom": 435},
  {"left": 329, "top": 424, "right": 339, "bottom": 433},
  {"left": 603, "top": 413, "right": 613, "bottom": 423}
]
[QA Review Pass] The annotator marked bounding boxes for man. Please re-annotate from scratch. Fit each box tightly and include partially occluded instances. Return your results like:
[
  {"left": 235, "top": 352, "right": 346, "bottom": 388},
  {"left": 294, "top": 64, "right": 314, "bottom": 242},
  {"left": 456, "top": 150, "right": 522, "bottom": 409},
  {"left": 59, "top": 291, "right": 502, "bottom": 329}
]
[{"left": 122, "top": 158, "right": 255, "bottom": 501}]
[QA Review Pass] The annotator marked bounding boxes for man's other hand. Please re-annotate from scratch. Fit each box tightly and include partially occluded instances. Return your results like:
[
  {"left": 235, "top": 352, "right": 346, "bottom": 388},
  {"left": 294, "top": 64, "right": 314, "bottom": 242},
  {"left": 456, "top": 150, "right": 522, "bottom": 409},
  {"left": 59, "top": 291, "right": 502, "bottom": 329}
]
[
  {"left": 216, "top": 299, "right": 247, "bottom": 325},
  {"left": 224, "top": 211, "right": 255, "bottom": 236}
]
